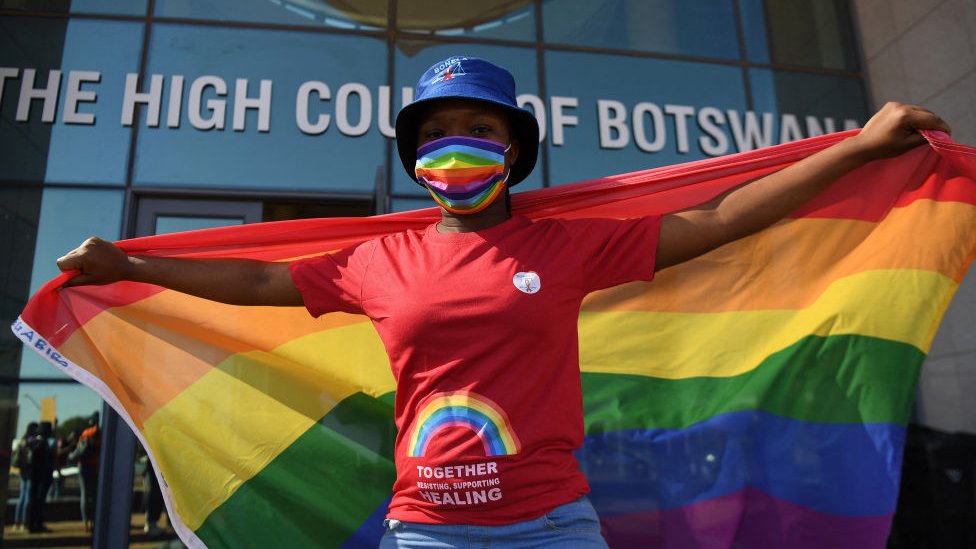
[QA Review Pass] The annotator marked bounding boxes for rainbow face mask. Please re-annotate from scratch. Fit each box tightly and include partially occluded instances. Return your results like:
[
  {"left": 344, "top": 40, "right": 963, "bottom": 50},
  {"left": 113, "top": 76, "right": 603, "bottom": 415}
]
[{"left": 415, "top": 136, "right": 510, "bottom": 215}]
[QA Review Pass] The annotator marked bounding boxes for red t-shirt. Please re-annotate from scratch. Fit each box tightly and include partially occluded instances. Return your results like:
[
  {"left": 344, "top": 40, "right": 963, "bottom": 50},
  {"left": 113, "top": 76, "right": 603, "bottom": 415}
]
[{"left": 290, "top": 214, "right": 661, "bottom": 525}]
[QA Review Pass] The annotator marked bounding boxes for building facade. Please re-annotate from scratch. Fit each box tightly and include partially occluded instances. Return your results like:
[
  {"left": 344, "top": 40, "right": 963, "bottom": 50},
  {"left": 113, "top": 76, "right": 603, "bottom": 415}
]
[{"left": 1, "top": 0, "right": 973, "bottom": 546}]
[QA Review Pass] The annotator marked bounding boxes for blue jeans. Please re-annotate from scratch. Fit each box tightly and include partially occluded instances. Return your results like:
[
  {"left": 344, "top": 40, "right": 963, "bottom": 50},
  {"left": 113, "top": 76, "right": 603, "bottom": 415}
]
[
  {"left": 15, "top": 476, "right": 31, "bottom": 524},
  {"left": 379, "top": 497, "right": 608, "bottom": 548},
  {"left": 79, "top": 464, "right": 98, "bottom": 525}
]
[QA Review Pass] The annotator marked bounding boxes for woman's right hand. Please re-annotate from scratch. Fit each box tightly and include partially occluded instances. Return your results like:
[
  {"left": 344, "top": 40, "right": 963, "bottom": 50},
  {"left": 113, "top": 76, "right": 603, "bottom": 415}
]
[{"left": 57, "top": 237, "right": 133, "bottom": 287}]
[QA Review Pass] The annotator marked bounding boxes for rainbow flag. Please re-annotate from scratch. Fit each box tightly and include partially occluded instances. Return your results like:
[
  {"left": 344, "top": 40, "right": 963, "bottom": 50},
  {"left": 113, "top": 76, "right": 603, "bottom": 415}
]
[{"left": 13, "top": 130, "right": 976, "bottom": 548}]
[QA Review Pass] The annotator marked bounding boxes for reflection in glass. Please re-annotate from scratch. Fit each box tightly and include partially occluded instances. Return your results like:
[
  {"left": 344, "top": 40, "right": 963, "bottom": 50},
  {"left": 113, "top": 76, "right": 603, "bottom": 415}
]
[
  {"left": 155, "top": 215, "right": 243, "bottom": 234},
  {"left": 72, "top": 0, "right": 148, "bottom": 15},
  {"left": 154, "top": 0, "right": 386, "bottom": 30},
  {"left": 45, "top": 19, "right": 143, "bottom": 185},
  {"left": 25, "top": 188, "right": 124, "bottom": 297},
  {"left": 68, "top": 409, "right": 101, "bottom": 533},
  {"left": 18, "top": 188, "right": 123, "bottom": 380},
  {"left": 390, "top": 197, "right": 435, "bottom": 213},
  {"left": 397, "top": 0, "right": 535, "bottom": 41},
  {"left": 544, "top": 50, "right": 747, "bottom": 184},
  {"left": 738, "top": 0, "right": 770, "bottom": 63},
  {"left": 0, "top": 17, "right": 68, "bottom": 183},
  {"left": 749, "top": 68, "right": 867, "bottom": 137},
  {"left": 542, "top": 0, "right": 739, "bottom": 59},
  {"left": 0, "top": 185, "right": 41, "bottom": 543},
  {"left": 0, "top": 0, "right": 148, "bottom": 15},
  {"left": 0, "top": 186, "right": 41, "bottom": 380},
  {"left": 763, "top": 0, "right": 858, "bottom": 71},
  {"left": 0, "top": 16, "right": 141, "bottom": 185},
  {"left": 0, "top": 0, "right": 68, "bottom": 11},
  {"left": 136, "top": 450, "right": 173, "bottom": 539},
  {"left": 4, "top": 383, "right": 103, "bottom": 541},
  {"left": 136, "top": 24, "right": 387, "bottom": 191}
]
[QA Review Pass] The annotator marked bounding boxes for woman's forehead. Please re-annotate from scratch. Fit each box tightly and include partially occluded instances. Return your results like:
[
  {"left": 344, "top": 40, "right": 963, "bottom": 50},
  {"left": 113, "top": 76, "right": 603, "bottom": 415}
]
[{"left": 418, "top": 99, "right": 508, "bottom": 123}]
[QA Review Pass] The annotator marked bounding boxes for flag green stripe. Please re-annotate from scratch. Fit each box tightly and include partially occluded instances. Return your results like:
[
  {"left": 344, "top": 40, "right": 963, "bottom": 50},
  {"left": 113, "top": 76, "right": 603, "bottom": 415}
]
[
  {"left": 194, "top": 392, "right": 397, "bottom": 549},
  {"left": 582, "top": 334, "right": 923, "bottom": 432},
  {"left": 194, "top": 334, "right": 922, "bottom": 547}
]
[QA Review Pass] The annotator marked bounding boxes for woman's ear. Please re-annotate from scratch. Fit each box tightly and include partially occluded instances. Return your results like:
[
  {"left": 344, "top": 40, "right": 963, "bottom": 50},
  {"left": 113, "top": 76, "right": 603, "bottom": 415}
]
[{"left": 506, "top": 139, "right": 520, "bottom": 168}]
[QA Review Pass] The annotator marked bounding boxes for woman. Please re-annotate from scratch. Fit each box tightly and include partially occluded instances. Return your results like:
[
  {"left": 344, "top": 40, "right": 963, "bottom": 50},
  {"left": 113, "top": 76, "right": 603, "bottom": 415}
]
[
  {"left": 56, "top": 56, "right": 949, "bottom": 547},
  {"left": 11, "top": 422, "right": 38, "bottom": 532}
]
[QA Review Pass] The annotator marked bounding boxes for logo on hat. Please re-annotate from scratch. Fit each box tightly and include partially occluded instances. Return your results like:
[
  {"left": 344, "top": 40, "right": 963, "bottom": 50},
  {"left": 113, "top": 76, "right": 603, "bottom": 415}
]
[
  {"left": 429, "top": 57, "right": 467, "bottom": 85},
  {"left": 512, "top": 271, "right": 541, "bottom": 294}
]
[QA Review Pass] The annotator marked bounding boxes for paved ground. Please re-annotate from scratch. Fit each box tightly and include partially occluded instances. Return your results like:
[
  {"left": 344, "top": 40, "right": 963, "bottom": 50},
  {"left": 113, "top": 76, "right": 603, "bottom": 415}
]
[{"left": 2, "top": 517, "right": 183, "bottom": 548}]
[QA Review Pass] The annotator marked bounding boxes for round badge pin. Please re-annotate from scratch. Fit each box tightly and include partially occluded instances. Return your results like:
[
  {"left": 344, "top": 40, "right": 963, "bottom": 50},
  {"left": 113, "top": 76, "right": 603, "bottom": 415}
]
[{"left": 512, "top": 271, "right": 541, "bottom": 294}]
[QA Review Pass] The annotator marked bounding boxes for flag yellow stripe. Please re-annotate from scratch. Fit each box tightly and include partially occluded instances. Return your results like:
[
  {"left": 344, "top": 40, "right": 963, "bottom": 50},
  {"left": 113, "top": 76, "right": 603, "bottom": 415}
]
[
  {"left": 144, "top": 367, "right": 313, "bottom": 531},
  {"left": 144, "top": 320, "right": 394, "bottom": 530},
  {"left": 579, "top": 269, "right": 956, "bottom": 379}
]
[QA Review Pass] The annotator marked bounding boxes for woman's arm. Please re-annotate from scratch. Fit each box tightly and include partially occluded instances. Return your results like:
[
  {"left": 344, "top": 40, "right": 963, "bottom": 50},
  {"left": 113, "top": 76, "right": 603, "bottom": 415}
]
[
  {"left": 57, "top": 236, "right": 304, "bottom": 306},
  {"left": 655, "top": 102, "right": 951, "bottom": 271}
]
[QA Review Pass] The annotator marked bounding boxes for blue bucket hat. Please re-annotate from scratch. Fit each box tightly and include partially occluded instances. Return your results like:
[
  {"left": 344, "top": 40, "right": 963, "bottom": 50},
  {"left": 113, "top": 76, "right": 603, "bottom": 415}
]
[{"left": 395, "top": 56, "right": 540, "bottom": 187}]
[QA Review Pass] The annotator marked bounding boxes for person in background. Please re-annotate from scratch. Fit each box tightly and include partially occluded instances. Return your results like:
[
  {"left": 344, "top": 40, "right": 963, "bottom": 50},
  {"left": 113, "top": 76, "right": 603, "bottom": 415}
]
[
  {"left": 27, "top": 421, "right": 54, "bottom": 533},
  {"left": 11, "top": 422, "right": 38, "bottom": 532},
  {"left": 52, "top": 430, "right": 77, "bottom": 502},
  {"left": 143, "top": 458, "right": 165, "bottom": 537},
  {"left": 69, "top": 411, "right": 101, "bottom": 533}
]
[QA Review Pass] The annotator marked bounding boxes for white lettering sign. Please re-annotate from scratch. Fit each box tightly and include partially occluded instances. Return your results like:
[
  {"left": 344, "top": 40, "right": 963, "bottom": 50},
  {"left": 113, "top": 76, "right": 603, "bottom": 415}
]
[{"left": 1, "top": 66, "right": 863, "bottom": 158}]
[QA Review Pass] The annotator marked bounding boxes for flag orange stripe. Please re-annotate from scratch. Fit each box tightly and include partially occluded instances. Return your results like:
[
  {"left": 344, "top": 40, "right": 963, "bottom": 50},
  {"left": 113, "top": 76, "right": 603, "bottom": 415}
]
[
  {"left": 583, "top": 198, "right": 976, "bottom": 313},
  {"left": 59, "top": 294, "right": 370, "bottom": 425}
]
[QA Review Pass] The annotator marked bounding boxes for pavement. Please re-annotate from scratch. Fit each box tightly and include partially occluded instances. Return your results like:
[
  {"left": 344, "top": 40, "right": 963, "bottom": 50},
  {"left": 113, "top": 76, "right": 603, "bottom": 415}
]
[{"left": 2, "top": 517, "right": 183, "bottom": 548}]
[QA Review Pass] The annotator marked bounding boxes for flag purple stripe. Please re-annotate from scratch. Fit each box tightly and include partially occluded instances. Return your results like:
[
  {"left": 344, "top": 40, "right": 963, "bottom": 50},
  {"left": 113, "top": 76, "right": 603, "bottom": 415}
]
[{"left": 598, "top": 487, "right": 892, "bottom": 548}]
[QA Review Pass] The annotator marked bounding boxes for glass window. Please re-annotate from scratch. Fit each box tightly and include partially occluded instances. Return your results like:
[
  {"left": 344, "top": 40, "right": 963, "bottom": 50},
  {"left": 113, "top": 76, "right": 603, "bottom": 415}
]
[
  {"left": 263, "top": 198, "right": 373, "bottom": 220},
  {"left": 0, "top": 185, "right": 40, "bottom": 378},
  {"left": 749, "top": 68, "right": 868, "bottom": 139},
  {"left": 543, "top": 50, "right": 748, "bottom": 184},
  {"left": 14, "top": 384, "right": 104, "bottom": 453},
  {"left": 73, "top": 0, "right": 148, "bottom": 15},
  {"left": 0, "top": 0, "right": 70, "bottom": 12},
  {"left": 154, "top": 0, "right": 385, "bottom": 30},
  {"left": 134, "top": 25, "right": 387, "bottom": 192},
  {"left": 19, "top": 188, "right": 124, "bottom": 379},
  {"left": 393, "top": 43, "right": 543, "bottom": 196},
  {"left": 542, "top": 0, "right": 739, "bottom": 60},
  {"left": 134, "top": 197, "right": 261, "bottom": 236},
  {"left": 0, "top": 17, "right": 68, "bottom": 183},
  {"left": 397, "top": 0, "right": 535, "bottom": 42},
  {"left": 390, "top": 197, "right": 436, "bottom": 213},
  {"left": 738, "top": 0, "right": 770, "bottom": 63},
  {"left": 762, "top": 0, "right": 859, "bottom": 71},
  {"left": 0, "top": 187, "right": 41, "bottom": 496},
  {"left": 0, "top": 17, "right": 141, "bottom": 185},
  {"left": 45, "top": 20, "right": 144, "bottom": 185},
  {"left": 154, "top": 215, "right": 242, "bottom": 234},
  {"left": 0, "top": 0, "right": 147, "bottom": 15},
  {"left": 6, "top": 383, "right": 105, "bottom": 539}
]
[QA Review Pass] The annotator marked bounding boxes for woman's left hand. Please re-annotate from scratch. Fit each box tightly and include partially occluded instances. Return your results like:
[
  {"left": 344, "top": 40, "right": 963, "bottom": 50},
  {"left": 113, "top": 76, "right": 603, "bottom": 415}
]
[{"left": 849, "top": 101, "right": 951, "bottom": 161}]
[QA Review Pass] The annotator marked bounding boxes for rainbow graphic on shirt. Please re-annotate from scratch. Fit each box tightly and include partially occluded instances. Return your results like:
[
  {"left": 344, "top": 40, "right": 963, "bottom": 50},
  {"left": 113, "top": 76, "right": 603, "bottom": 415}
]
[{"left": 408, "top": 391, "right": 521, "bottom": 457}]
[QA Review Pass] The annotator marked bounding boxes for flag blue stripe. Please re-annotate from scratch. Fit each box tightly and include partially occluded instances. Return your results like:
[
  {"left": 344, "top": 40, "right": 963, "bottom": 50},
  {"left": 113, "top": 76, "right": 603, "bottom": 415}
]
[{"left": 580, "top": 410, "right": 905, "bottom": 518}]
